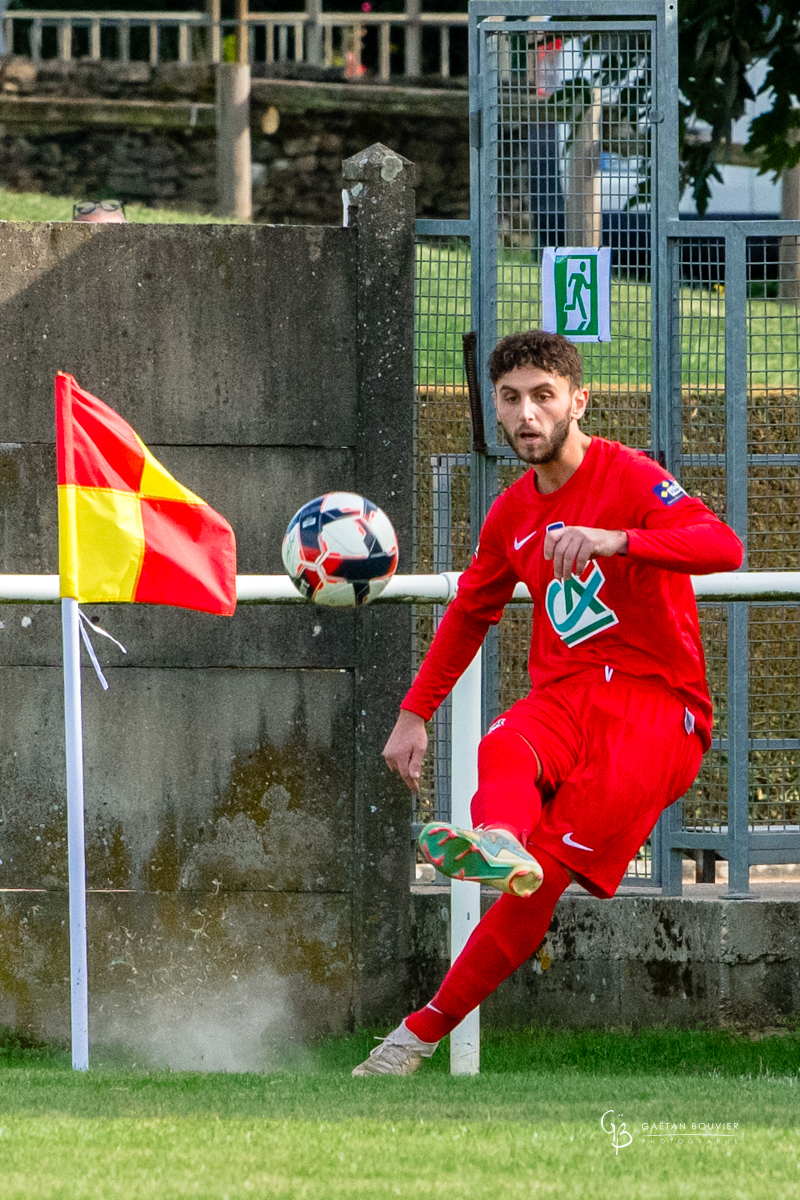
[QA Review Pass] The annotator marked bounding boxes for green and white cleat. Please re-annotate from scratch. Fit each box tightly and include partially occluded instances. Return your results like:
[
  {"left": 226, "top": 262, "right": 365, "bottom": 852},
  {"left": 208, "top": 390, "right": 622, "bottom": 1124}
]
[
  {"left": 351, "top": 1020, "right": 439, "bottom": 1077},
  {"left": 419, "top": 822, "right": 544, "bottom": 897}
]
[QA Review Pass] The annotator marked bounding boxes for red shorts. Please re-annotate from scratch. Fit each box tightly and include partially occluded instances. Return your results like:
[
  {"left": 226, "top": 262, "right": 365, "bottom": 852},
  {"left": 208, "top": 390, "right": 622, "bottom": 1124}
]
[{"left": 483, "top": 668, "right": 703, "bottom": 899}]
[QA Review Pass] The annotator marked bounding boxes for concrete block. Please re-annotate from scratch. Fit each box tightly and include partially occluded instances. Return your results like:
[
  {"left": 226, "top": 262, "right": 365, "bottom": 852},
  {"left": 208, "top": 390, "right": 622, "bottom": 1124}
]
[
  {"left": 0, "top": 224, "right": 357, "bottom": 446},
  {"left": 408, "top": 888, "right": 800, "bottom": 1029},
  {"left": 0, "top": 604, "right": 355, "bottom": 671},
  {"left": 0, "top": 890, "right": 353, "bottom": 1047},
  {"left": 0, "top": 443, "right": 57, "bottom": 574},
  {"left": 0, "top": 667, "right": 354, "bottom": 893}
]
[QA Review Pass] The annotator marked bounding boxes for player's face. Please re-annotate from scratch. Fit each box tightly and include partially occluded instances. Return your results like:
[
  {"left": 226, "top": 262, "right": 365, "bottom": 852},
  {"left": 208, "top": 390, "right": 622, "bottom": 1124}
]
[{"left": 492, "top": 366, "right": 588, "bottom": 465}]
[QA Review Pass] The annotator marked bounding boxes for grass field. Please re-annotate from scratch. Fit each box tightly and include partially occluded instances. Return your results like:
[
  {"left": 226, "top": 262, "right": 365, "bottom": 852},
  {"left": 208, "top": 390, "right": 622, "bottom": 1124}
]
[
  {"left": 0, "top": 187, "right": 236, "bottom": 226},
  {"left": 2, "top": 189, "right": 797, "bottom": 392},
  {"left": 415, "top": 239, "right": 800, "bottom": 390},
  {"left": 2, "top": 1027, "right": 799, "bottom": 1199}
]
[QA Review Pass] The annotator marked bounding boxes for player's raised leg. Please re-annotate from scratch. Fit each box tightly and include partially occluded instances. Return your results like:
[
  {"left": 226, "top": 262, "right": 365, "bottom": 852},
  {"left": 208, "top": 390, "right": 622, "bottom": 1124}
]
[{"left": 352, "top": 848, "right": 570, "bottom": 1076}]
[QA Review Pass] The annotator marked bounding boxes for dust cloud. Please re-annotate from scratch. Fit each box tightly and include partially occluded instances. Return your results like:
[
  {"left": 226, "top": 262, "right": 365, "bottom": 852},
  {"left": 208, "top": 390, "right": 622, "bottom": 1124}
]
[{"left": 92, "top": 970, "right": 312, "bottom": 1073}]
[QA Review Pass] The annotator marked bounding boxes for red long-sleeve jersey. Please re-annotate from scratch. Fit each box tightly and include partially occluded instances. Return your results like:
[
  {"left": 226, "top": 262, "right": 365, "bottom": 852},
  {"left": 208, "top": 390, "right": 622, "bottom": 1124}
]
[{"left": 402, "top": 438, "right": 744, "bottom": 750}]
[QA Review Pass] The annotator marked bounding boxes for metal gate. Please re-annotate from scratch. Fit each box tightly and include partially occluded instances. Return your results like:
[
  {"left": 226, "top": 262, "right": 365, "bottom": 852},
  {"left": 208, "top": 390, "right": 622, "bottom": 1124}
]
[
  {"left": 412, "top": 0, "right": 800, "bottom": 894},
  {"left": 469, "top": 0, "right": 677, "bottom": 887}
]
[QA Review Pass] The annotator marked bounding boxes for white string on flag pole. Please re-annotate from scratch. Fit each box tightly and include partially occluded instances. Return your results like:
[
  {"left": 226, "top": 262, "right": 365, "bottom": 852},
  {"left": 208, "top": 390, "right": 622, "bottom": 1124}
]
[{"left": 77, "top": 609, "right": 127, "bottom": 691}]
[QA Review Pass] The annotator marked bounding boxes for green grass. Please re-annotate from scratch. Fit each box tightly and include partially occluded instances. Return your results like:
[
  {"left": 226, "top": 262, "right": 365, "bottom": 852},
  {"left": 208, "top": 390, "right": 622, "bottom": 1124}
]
[
  {"left": 1, "top": 1027, "right": 799, "bottom": 1199},
  {"left": 0, "top": 187, "right": 237, "bottom": 225},
  {"left": 415, "top": 241, "right": 800, "bottom": 390},
  {"left": 2, "top": 193, "right": 799, "bottom": 391}
]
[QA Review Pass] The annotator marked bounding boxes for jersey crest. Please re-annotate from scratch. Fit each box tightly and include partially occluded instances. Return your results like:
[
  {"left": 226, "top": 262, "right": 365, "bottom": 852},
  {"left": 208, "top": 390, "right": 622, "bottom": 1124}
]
[{"left": 545, "top": 562, "right": 619, "bottom": 647}]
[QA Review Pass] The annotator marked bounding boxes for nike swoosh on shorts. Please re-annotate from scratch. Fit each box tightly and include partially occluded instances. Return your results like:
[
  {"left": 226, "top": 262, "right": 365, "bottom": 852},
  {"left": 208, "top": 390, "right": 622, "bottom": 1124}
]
[
  {"left": 562, "top": 831, "right": 594, "bottom": 851},
  {"left": 513, "top": 530, "right": 537, "bottom": 550}
]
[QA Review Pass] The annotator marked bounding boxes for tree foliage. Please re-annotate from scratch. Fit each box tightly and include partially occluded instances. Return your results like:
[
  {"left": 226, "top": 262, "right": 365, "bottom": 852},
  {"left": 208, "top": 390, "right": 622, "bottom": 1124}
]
[{"left": 679, "top": 0, "right": 800, "bottom": 213}]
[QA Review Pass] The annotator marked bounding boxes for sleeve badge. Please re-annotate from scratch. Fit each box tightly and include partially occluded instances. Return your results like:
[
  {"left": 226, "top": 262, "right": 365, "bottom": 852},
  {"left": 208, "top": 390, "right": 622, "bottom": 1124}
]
[{"left": 653, "top": 479, "right": 688, "bottom": 506}]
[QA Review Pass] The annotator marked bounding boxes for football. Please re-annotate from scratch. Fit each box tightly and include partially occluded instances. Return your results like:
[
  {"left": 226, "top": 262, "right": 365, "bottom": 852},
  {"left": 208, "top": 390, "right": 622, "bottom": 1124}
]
[{"left": 281, "top": 492, "right": 399, "bottom": 606}]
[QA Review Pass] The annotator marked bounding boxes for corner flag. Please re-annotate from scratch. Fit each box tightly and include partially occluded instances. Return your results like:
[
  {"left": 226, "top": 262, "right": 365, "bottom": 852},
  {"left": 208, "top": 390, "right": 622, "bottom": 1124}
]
[{"left": 56, "top": 372, "right": 236, "bottom": 615}]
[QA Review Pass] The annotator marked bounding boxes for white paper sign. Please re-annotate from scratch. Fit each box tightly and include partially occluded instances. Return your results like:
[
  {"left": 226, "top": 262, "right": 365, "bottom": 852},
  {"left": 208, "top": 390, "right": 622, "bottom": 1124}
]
[{"left": 542, "top": 247, "right": 612, "bottom": 342}]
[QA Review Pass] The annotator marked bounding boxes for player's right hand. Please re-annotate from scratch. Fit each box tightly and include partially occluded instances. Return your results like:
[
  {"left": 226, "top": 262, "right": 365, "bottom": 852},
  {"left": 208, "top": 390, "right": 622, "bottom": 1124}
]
[{"left": 382, "top": 709, "right": 428, "bottom": 793}]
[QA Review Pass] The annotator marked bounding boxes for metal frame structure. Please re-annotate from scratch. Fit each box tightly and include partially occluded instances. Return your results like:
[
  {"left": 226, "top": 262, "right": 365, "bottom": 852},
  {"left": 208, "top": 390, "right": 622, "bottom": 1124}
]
[
  {"left": 412, "top": 1, "right": 800, "bottom": 897},
  {"left": 657, "top": 218, "right": 800, "bottom": 896},
  {"left": 467, "top": 0, "right": 683, "bottom": 887}
]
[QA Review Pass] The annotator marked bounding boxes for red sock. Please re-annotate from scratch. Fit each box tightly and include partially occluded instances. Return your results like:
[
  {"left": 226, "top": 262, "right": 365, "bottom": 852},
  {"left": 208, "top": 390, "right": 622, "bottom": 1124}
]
[
  {"left": 470, "top": 725, "right": 542, "bottom": 846},
  {"left": 406, "top": 848, "right": 570, "bottom": 1044}
]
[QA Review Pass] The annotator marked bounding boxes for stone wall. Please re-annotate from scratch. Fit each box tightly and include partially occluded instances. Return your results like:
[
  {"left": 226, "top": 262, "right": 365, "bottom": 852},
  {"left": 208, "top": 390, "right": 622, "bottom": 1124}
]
[
  {"left": 0, "top": 145, "right": 417, "bottom": 1048},
  {"left": 0, "top": 59, "right": 469, "bottom": 222},
  {"left": 409, "top": 887, "right": 800, "bottom": 1030}
]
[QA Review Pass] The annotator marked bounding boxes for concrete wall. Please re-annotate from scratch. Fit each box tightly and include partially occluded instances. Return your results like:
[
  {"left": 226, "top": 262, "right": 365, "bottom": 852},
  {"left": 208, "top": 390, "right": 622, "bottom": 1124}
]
[
  {"left": 409, "top": 888, "right": 800, "bottom": 1030},
  {"left": 0, "top": 145, "right": 418, "bottom": 1048}
]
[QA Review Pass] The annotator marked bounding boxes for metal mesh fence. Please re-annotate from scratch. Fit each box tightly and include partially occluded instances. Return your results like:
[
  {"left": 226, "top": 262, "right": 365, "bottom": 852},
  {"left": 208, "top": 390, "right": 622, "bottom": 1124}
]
[
  {"left": 673, "top": 239, "right": 729, "bottom": 834},
  {"left": 411, "top": 31, "right": 799, "bottom": 880},
  {"left": 486, "top": 26, "right": 657, "bottom": 881},
  {"left": 489, "top": 27, "right": 653, "bottom": 429},
  {"left": 673, "top": 234, "right": 800, "bottom": 846},
  {"left": 746, "top": 235, "right": 800, "bottom": 837},
  {"left": 413, "top": 233, "right": 472, "bottom": 825}
]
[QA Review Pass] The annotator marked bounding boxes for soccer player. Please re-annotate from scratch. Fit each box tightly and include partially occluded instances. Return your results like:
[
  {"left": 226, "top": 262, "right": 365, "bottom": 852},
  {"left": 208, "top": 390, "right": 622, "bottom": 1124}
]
[{"left": 352, "top": 329, "right": 744, "bottom": 1077}]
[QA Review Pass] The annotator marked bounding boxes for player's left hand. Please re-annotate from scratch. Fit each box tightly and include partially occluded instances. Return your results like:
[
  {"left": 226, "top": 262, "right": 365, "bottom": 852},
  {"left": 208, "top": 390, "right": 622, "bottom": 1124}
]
[{"left": 544, "top": 526, "right": 628, "bottom": 581}]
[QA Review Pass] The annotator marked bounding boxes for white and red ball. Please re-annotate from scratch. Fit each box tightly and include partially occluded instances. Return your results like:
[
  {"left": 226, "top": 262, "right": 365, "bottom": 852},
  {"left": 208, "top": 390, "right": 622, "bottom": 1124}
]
[{"left": 281, "top": 492, "right": 398, "bottom": 606}]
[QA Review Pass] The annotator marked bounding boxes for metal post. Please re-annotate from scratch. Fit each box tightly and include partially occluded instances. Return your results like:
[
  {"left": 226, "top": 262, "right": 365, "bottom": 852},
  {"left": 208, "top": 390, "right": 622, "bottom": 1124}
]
[
  {"left": 62, "top": 597, "right": 89, "bottom": 1071},
  {"left": 440, "top": 27, "right": 449, "bottom": 79},
  {"left": 207, "top": 0, "right": 221, "bottom": 64},
  {"left": 449, "top": 647, "right": 481, "bottom": 1075},
  {"left": 405, "top": 0, "right": 420, "bottom": 78},
  {"left": 723, "top": 226, "right": 753, "bottom": 898},
  {"left": 431, "top": 453, "right": 471, "bottom": 825},
  {"left": 779, "top": 156, "right": 800, "bottom": 302},
  {"left": 31, "top": 16, "right": 42, "bottom": 62},
  {"left": 217, "top": 61, "right": 252, "bottom": 219}
]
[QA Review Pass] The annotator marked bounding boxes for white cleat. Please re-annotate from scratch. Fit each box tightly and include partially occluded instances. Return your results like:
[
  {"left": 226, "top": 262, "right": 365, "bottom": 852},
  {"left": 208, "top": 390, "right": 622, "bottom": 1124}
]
[{"left": 351, "top": 1019, "right": 439, "bottom": 1077}]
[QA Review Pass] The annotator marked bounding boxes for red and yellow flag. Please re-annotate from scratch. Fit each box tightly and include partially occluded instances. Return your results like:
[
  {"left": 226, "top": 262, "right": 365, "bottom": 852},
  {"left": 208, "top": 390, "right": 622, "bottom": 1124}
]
[{"left": 56, "top": 372, "right": 237, "bottom": 615}]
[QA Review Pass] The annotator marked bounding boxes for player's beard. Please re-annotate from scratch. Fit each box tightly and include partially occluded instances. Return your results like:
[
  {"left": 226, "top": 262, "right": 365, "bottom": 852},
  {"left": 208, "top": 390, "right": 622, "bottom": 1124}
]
[{"left": 504, "top": 410, "right": 572, "bottom": 465}]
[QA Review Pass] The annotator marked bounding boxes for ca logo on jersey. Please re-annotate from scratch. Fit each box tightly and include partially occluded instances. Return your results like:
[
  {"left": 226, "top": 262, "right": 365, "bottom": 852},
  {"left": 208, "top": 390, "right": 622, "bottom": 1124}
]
[{"left": 545, "top": 562, "right": 619, "bottom": 647}]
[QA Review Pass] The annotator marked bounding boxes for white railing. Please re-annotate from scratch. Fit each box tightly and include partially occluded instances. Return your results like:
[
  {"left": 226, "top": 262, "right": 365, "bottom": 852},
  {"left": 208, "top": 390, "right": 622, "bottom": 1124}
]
[
  {"left": 3, "top": 571, "right": 800, "bottom": 605},
  {"left": 2, "top": 7, "right": 469, "bottom": 81}
]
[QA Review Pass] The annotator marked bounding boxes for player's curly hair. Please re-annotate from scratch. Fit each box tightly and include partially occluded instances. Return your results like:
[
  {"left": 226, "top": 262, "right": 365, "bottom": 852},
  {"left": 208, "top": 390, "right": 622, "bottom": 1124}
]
[{"left": 488, "top": 330, "right": 583, "bottom": 391}]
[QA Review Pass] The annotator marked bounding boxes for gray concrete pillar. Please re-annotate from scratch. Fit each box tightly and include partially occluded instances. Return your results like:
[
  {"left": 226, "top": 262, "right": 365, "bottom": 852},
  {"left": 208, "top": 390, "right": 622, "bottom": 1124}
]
[
  {"left": 342, "top": 144, "right": 417, "bottom": 1024},
  {"left": 305, "top": 0, "right": 322, "bottom": 68},
  {"left": 216, "top": 62, "right": 252, "bottom": 220},
  {"left": 405, "top": 0, "right": 420, "bottom": 78}
]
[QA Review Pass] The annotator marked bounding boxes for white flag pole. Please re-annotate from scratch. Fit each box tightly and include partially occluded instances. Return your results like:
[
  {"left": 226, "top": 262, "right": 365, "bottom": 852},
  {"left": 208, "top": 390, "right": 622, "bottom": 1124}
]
[
  {"left": 449, "top": 646, "right": 482, "bottom": 1075},
  {"left": 61, "top": 595, "right": 89, "bottom": 1070}
]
